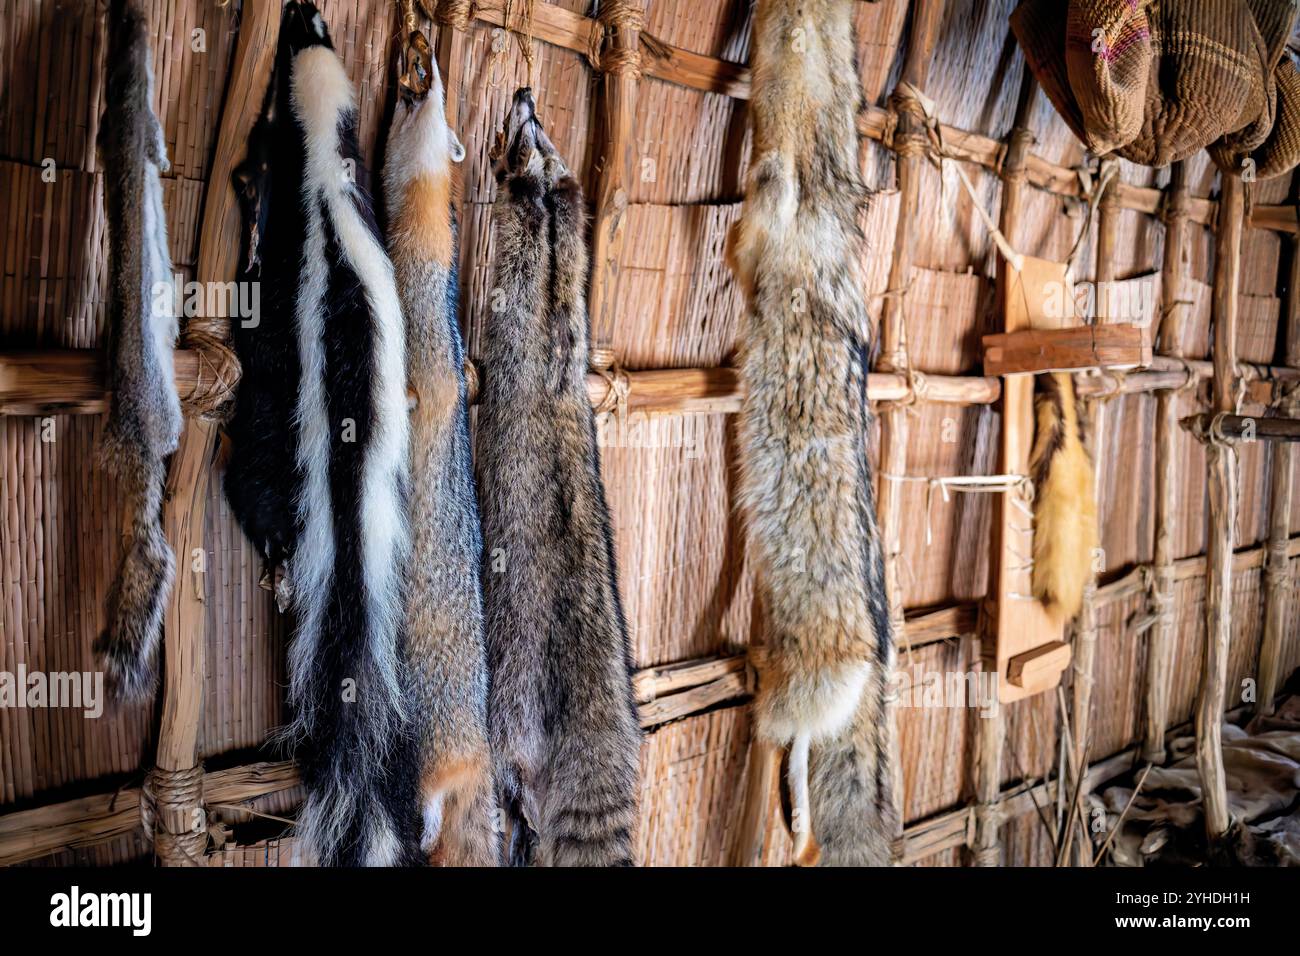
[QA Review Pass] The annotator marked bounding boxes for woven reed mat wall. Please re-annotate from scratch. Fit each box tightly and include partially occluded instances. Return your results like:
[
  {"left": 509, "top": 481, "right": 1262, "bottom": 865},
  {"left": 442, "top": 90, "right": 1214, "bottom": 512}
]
[{"left": 2, "top": 0, "right": 1300, "bottom": 867}]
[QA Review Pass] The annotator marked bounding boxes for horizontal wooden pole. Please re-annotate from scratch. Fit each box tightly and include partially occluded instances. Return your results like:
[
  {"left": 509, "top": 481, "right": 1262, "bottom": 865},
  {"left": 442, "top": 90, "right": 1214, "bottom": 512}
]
[
  {"left": 0, "top": 349, "right": 1001, "bottom": 417},
  {"left": 1181, "top": 413, "right": 1300, "bottom": 443},
  {"left": 16, "top": 347, "right": 1300, "bottom": 420}
]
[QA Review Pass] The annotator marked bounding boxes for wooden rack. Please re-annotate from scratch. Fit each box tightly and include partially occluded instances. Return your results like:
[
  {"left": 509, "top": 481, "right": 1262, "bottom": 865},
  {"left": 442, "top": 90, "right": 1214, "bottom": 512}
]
[{"left": 2, "top": 0, "right": 1294, "bottom": 867}]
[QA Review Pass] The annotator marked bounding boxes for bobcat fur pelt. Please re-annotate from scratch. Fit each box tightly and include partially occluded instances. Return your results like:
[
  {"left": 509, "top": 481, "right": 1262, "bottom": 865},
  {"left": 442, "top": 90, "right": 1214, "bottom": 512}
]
[
  {"left": 383, "top": 44, "right": 496, "bottom": 866},
  {"left": 94, "top": 0, "right": 182, "bottom": 704},
  {"left": 226, "top": 1, "right": 417, "bottom": 866},
  {"left": 728, "top": 0, "right": 897, "bottom": 866},
  {"left": 1029, "top": 372, "right": 1098, "bottom": 621},
  {"left": 477, "top": 88, "right": 641, "bottom": 867}
]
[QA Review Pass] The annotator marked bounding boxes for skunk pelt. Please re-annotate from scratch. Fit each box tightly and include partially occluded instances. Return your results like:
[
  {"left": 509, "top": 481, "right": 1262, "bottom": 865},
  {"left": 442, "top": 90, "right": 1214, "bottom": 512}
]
[
  {"left": 383, "top": 46, "right": 497, "bottom": 866},
  {"left": 226, "top": 1, "right": 417, "bottom": 866},
  {"left": 728, "top": 0, "right": 897, "bottom": 866},
  {"left": 1029, "top": 372, "right": 1098, "bottom": 621},
  {"left": 94, "top": 0, "right": 182, "bottom": 704},
  {"left": 477, "top": 89, "right": 641, "bottom": 866}
]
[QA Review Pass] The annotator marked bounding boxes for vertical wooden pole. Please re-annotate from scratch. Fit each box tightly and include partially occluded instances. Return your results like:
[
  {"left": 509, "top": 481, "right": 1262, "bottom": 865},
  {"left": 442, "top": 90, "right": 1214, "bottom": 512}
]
[
  {"left": 1257, "top": 191, "right": 1300, "bottom": 717},
  {"left": 152, "top": 0, "right": 279, "bottom": 865},
  {"left": 431, "top": 2, "right": 468, "bottom": 129},
  {"left": 1198, "top": 171, "right": 1244, "bottom": 842},
  {"left": 1068, "top": 174, "right": 1121, "bottom": 799},
  {"left": 1144, "top": 162, "right": 1192, "bottom": 761},
  {"left": 875, "top": 0, "right": 946, "bottom": 866},
  {"left": 972, "top": 71, "right": 1037, "bottom": 868},
  {"left": 587, "top": 1, "right": 643, "bottom": 348}
]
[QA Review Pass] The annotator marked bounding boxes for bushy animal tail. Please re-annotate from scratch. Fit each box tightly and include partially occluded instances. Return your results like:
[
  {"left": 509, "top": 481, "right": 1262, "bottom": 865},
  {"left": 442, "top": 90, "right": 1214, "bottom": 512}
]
[
  {"left": 732, "top": 0, "right": 897, "bottom": 867},
  {"left": 1030, "top": 372, "right": 1098, "bottom": 621},
  {"left": 95, "top": 460, "right": 173, "bottom": 703}
]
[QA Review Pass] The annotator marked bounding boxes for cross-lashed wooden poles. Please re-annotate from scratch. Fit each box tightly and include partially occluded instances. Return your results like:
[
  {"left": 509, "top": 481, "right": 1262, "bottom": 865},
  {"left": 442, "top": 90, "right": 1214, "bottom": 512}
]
[
  {"left": 149, "top": 0, "right": 278, "bottom": 866},
  {"left": 875, "top": 0, "right": 946, "bottom": 865},
  {"left": 1197, "top": 171, "right": 1246, "bottom": 843},
  {"left": 1143, "top": 162, "right": 1192, "bottom": 763},
  {"left": 971, "top": 70, "right": 1037, "bottom": 868},
  {"left": 1257, "top": 192, "right": 1300, "bottom": 716},
  {"left": 587, "top": 0, "right": 643, "bottom": 348}
]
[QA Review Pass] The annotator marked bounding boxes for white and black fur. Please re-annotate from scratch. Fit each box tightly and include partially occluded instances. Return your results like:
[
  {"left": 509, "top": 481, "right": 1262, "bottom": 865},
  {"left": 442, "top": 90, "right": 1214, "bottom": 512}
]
[
  {"left": 226, "top": 2, "right": 417, "bottom": 866},
  {"left": 95, "top": 0, "right": 182, "bottom": 704}
]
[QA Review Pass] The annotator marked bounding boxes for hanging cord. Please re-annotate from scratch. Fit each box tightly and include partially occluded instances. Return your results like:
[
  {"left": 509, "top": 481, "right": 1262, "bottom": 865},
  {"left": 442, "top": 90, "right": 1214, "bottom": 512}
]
[
  {"left": 879, "top": 473, "right": 1034, "bottom": 549},
  {"left": 485, "top": 0, "right": 538, "bottom": 88},
  {"left": 892, "top": 81, "right": 1025, "bottom": 274},
  {"left": 1065, "top": 159, "right": 1119, "bottom": 281}
]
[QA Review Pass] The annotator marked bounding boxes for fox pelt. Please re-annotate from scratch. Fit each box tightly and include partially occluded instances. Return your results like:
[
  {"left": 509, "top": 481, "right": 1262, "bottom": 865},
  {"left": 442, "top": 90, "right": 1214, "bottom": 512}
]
[
  {"left": 1029, "top": 372, "right": 1098, "bottom": 621},
  {"left": 477, "top": 88, "right": 641, "bottom": 867},
  {"left": 382, "top": 42, "right": 497, "bottom": 866},
  {"left": 225, "top": 1, "right": 418, "bottom": 866},
  {"left": 728, "top": 0, "right": 897, "bottom": 866},
  {"left": 94, "top": 0, "right": 182, "bottom": 704}
]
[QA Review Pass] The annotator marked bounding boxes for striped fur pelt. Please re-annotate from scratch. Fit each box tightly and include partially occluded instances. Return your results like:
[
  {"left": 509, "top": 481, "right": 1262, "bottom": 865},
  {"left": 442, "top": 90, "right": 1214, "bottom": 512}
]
[
  {"left": 728, "top": 0, "right": 897, "bottom": 866},
  {"left": 382, "top": 44, "right": 497, "bottom": 866},
  {"left": 224, "top": 1, "right": 417, "bottom": 866},
  {"left": 1029, "top": 372, "right": 1098, "bottom": 621},
  {"left": 477, "top": 89, "right": 641, "bottom": 866},
  {"left": 94, "top": 0, "right": 182, "bottom": 704}
]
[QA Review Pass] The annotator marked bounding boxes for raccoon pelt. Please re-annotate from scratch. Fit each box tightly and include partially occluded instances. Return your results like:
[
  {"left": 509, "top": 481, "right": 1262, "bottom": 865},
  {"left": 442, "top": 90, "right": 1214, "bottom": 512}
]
[
  {"left": 94, "top": 0, "right": 182, "bottom": 704},
  {"left": 478, "top": 88, "right": 641, "bottom": 867},
  {"left": 728, "top": 0, "right": 897, "bottom": 867},
  {"left": 1029, "top": 372, "right": 1098, "bottom": 621},
  {"left": 383, "top": 46, "right": 497, "bottom": 866},
  {"left": 226, "top": 1, "right": 418, "bottom": 866}
]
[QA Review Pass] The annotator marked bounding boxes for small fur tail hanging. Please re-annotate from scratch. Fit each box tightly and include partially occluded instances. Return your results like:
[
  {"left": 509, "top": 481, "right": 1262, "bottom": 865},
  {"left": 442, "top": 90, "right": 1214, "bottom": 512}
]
[
  {"left": 95, "top": 0, "right": 182, "bottom": 704},
  {"left": 1029, "top": 372, "right": 1098, "bottom": 621},
  {"left": 478, "top": 89, "right": 641, "bottom": 866},
  {"left": 383, "top": 37, "right": 497, "bottom": 866},
  {"left": 729, "top": 0, "right": 897, "bottom": 866}
]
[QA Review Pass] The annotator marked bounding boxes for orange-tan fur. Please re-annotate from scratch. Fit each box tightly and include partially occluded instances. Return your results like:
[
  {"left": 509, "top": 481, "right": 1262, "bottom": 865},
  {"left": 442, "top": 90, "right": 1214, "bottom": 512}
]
[
  {"left": 384, "top": 55, "right": 497, "bottom": 866},
  {"left": 1030, "top": 372, "right": 1099, "bottom": 621}
]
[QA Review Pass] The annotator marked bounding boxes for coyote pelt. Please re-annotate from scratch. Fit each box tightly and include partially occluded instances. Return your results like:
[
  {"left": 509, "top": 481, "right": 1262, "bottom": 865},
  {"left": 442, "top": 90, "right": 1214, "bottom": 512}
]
[
  {"left": 1029, "top": 372, "right": 1098, "bottom": 620},
  {"left": 383, "top": 49, "right": 496, "bottom": 866},
  {"left": 95, "top": 0, "right": 182, "bottom": 704},
  {"left": 728, "top": 0, "right": 897, "bottom": 866},
  {"left": 477, "top": 89, "right": 641, "bottom": 867}
]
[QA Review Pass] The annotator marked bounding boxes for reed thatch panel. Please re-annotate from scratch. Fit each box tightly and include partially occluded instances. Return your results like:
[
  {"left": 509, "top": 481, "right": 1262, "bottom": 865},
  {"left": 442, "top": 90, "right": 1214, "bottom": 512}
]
[
  {"left": 197, "top": 484, "right": 287, "bottom": 759},
  {"left": 895, "top": 402, "right": 998, "bottom": 609},
  {"left": 608, "top": 203, "right": 744, "bottom": 367},
  {"left": 636, "top": 707, "right": 753, "bottom": 866},
  {"left": 0, "top": 415, "right": 152, "bottom": 805},
  {"left": 602, "top": 414, "right": 755, "bottom": 668},
  {"left": 897, "top": 637, "right": 974, "bottom": 820},
  {"left": 1094, "top": 395, "right": 1157, "bottom": 571},
  {"left": 0, "top": 161, "right": 104, "bottom": 348},
  {"left": 1003, "top": 677, "right": 1061, "bottom": 782}
]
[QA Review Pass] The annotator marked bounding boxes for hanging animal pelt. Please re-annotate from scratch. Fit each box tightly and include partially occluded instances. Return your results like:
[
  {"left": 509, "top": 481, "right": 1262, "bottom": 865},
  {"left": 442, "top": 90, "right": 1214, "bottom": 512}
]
[
  {"left": 382, "top": 36, "right": 496, "bottom": 866},
  {"left": 225, "top": 1, "right": 417, "bottom": 866},
  {"left": 478, "top": 89, "right": 641, "bottom": 866},
  {"left": 728, "top": 0, "right": 897, "bottom": 866},
  {"left": 94, "top": 0, "right": 182, "bottom": 704},
  {"left": 1029, "top": 372, "right": 1098, "bottom": 620}
]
